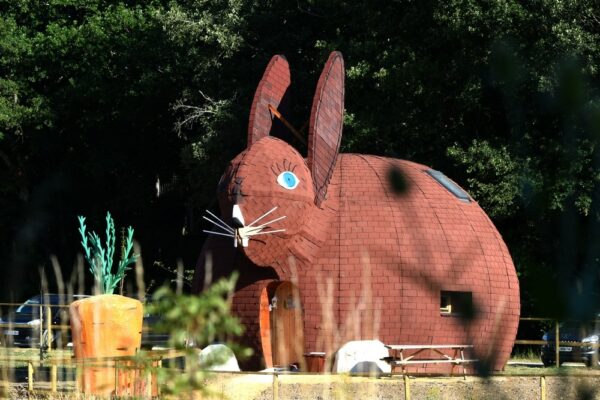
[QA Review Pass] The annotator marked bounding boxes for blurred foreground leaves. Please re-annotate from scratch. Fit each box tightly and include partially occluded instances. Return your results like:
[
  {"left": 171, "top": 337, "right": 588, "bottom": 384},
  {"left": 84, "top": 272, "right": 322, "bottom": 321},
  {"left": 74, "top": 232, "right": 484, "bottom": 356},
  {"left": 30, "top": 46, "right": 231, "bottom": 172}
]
[{"left": 147, "top": 272, "right": 251, "bottom": 395}]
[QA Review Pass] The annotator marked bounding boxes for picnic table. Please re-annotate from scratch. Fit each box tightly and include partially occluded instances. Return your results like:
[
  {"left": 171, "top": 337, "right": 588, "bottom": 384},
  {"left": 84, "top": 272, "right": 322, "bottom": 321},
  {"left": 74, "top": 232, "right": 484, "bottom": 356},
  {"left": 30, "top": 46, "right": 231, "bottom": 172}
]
[{"left": 383, "top": 344, "right": 476, "bottom": 376}]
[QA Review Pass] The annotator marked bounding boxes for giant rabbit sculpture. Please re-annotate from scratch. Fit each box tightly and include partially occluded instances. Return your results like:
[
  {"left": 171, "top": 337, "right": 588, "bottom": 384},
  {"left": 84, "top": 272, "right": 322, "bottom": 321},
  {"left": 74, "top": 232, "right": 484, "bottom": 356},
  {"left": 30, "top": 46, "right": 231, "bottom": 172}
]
[{"left": 193, "top": 52, "right": 520, "bottom": 372}]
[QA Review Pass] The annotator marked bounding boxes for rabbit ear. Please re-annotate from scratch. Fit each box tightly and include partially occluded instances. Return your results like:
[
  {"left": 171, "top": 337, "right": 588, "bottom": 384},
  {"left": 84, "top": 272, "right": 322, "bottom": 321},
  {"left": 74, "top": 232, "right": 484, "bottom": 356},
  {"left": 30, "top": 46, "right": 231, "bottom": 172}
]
[
  {"left": 308, "top": 51, "right": 344, "bottom": 206},
  {"left": 247, "top": 55, "right": 291, "bottom": 147}
]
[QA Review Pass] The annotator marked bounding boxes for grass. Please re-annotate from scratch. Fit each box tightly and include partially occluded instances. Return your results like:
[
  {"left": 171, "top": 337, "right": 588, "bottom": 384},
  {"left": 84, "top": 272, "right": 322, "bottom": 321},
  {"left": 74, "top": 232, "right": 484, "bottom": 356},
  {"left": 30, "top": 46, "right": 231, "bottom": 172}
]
[
  {"left": 509, "top": 347, "right": 541, "bottom": 363},
  {"left": 0, "top": 348, "right": 73, "bottom": 368},
  {"left": 501, "top": 363, "right": 600, "bottom": 376}
]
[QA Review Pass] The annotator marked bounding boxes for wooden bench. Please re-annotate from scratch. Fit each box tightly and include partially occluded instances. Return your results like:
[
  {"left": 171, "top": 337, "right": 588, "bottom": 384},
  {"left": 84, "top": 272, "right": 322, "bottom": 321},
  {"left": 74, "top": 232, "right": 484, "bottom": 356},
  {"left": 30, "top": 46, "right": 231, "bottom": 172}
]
[{"left": 383, "top": 344, "right": 476, "bottom": 376}]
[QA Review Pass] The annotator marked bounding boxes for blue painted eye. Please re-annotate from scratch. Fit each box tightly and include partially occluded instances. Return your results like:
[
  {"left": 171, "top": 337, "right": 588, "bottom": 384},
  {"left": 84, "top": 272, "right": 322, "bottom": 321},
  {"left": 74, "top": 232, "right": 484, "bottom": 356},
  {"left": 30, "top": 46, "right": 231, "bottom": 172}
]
[{"left": 277, "top": 171, "right": 299, "bottom": 190}]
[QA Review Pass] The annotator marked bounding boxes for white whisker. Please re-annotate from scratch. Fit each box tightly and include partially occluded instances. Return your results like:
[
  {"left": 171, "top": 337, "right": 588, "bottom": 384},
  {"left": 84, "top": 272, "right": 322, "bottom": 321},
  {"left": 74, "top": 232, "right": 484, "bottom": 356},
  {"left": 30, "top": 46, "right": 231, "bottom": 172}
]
[
  {"left": 253, "top": 215, "right": 286, "bottom": 230},
  {"left": 247, "top": 206, "right": 278, "bottom": 227},
  {"left": 203, "top": 230, "right": 235, "bottom": 238},
  {"left": 205, "top": 210, "right": 234, "bottom": 232},
  {"left": 239, "top": 226, "right": 262, "bottom": 235},
  {"left": 247, "top": 229, "right": 286, "bottom": 236},
  {"left": 203, "top": 215, "right": 234, "bottom": 234}
]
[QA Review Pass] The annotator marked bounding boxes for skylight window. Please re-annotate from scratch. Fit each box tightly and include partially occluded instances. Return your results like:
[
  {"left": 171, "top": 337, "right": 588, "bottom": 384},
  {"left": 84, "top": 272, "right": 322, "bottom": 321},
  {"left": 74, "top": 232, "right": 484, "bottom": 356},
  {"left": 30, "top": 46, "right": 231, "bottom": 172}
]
[{"left": 425, "top": 169, "right": 471, "bottom": 202}]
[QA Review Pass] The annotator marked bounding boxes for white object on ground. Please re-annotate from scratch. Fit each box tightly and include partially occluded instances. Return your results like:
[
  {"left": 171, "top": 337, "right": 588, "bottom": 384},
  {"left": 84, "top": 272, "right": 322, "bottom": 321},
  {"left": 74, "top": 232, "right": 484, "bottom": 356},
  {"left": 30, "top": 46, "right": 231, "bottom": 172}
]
[
  {"left": 199, "top": 343, "right": 241, "bottom": 371},
  {"left": 332, "top": 340, "right": 391, "bottom": 374}
]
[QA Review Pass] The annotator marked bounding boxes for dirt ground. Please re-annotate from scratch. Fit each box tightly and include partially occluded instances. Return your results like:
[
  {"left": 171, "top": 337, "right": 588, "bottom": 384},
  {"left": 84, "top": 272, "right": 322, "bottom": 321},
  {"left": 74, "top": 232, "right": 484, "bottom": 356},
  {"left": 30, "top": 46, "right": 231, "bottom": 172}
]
[{"left": 205, "top": 373, "right": 600, "bottom": 400}]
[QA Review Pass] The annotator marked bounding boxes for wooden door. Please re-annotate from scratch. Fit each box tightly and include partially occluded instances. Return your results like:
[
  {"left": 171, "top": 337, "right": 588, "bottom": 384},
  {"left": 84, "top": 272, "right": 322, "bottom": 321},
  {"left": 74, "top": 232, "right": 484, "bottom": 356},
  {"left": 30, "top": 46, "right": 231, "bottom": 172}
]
[{"left": 270, "top": 282, "right": 304, "bottom": 367}]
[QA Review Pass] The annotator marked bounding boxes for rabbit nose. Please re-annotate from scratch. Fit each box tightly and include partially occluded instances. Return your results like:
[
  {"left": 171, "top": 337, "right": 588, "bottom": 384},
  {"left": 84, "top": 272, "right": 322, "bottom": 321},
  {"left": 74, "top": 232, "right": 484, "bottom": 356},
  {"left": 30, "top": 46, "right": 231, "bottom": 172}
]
[{"left": 232, "top": 204, "right": 245, "bottom": 228}]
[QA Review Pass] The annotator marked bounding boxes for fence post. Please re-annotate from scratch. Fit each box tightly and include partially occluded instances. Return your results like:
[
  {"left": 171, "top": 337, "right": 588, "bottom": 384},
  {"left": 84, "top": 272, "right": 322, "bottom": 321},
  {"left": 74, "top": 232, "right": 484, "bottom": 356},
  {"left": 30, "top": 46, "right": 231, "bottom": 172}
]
[
  {"left": 272, "top": 373, "right": 279, "bottom": 400},
  {"left": 39, "top": 301, "right": 43, "bottom": 362},
  {"left": 46, "top": 304, "right": 52, "bottom": 352},
  {"left": 404, "top": 375, "right": 411, "bottom": 400},
  {"left": 157, "top": 358, "right": 162, "bottom": 397},
  {"left": 145, "top": 367, "right": 152, "bottom": 399},
  {"left": 1, "top": 359, "right": 9, "bottom": 397},
  {"left": 27, "top": 361, "right": 33, "bottom": 392},
  {"left": 115, "top": 359, "right": 119, "bottom": 395},
  {"left": 51, "top": 364, "right": 57, "bottom": 392},
  {"left": 555, "top": 321, "right": 559, "bottom": 368},
  {"left": 540, "top": 376, "right": 546, "bottom": 400},
  {"left": 75, "top": 360, "right": 81, "bottom": 393}
]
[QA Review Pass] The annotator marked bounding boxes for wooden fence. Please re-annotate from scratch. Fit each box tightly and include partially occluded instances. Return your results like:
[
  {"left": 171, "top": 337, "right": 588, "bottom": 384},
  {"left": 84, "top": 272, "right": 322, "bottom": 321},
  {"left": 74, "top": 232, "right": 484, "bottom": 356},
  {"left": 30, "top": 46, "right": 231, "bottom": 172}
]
[
  {"left": 1, "top": 303, "right": 598, "bottom": 367},
  {"left": 1, "top": 300, "right": 600, "bottom": 397},
  {"left": 0, "top": 349, "right": 185, "bottom": 396}
]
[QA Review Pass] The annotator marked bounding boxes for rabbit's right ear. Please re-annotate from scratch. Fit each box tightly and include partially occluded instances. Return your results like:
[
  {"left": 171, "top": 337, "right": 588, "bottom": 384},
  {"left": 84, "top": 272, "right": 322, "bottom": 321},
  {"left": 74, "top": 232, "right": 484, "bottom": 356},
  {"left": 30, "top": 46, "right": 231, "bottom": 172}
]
[
  {"left": 308, "top": 51, "right": 344, "bottom": 206},
  {"left": 247, "top": 55, "right": 291, "bottom": 147}
]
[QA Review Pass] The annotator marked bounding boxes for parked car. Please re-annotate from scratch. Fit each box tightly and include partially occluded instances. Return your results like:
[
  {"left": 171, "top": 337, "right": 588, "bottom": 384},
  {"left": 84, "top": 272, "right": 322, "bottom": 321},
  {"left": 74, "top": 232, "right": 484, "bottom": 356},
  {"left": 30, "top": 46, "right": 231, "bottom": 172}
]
[
  {"left": 141, "top": 312, "right": 171, "bottom": 349},
  {"left": 0, "top": 293, "right": 89, "bottom": 348},
  {"left": 541, "top": 321, "right": 600, "bottom": 367}
]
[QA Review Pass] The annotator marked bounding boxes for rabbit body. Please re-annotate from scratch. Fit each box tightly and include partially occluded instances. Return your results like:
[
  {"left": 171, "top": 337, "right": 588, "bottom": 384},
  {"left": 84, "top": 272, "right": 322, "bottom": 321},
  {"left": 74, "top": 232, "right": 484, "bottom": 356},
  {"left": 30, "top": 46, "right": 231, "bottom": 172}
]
[{"left": 193, "top": 52, "right": 520, "bottom": 371}]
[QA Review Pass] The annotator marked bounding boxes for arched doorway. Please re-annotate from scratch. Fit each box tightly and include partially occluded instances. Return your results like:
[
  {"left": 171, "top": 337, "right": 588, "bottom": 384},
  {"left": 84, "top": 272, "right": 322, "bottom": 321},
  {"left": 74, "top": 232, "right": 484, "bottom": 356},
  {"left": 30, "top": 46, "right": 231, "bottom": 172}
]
[{"left": 260, "top": 281, "right": 304, "bottom": 368}]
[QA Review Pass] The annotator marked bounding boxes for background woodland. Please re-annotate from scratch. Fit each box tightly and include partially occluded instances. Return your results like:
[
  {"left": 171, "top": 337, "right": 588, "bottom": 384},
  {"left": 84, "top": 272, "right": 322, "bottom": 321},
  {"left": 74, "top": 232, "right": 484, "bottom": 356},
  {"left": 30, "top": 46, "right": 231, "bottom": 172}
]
[{"left": 1, "top": 0, "right": 600, "bottom": 319}]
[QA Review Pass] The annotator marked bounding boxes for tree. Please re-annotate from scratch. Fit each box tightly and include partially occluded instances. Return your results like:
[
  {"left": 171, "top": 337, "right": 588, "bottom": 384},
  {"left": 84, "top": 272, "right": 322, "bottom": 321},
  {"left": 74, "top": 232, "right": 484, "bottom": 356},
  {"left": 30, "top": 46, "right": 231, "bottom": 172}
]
[
  {"left": 0, "top": 0, "right": 247, "bottom": 297},
  {"left": 2, "top": 0, "right": 600, "bottom": 320}
]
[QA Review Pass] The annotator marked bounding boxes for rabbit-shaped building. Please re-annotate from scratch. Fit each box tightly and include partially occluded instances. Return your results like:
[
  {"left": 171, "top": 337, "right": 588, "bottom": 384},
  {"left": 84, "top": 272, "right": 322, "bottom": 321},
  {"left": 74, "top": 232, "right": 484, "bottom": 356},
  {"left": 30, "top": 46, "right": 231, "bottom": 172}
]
[{"left": 193, "top": 52, "right": 520, "bottom": 372}]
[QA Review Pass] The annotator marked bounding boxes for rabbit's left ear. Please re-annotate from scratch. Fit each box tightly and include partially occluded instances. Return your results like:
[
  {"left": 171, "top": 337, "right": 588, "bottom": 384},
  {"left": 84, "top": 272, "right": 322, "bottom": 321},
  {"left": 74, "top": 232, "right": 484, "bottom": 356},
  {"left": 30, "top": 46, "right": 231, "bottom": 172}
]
[
  {"left": 308, "top": 51, "right": 344, "bottom": 206},
  {"left": 247, "top": 55, "right": 291, "bottom": 147}
]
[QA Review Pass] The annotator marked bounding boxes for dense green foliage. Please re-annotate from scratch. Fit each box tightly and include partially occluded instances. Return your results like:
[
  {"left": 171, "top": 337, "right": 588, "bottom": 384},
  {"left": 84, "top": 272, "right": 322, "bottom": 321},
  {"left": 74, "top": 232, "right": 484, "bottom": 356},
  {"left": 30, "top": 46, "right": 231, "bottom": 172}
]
[{"left": 1, "top": 0, "right": 600, "bottom": 318}]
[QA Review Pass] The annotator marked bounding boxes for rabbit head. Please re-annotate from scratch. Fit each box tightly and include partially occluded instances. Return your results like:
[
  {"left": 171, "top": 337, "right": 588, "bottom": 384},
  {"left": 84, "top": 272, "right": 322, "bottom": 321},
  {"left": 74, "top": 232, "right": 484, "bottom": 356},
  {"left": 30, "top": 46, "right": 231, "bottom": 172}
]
[
  {"left": 217, "top": 136, "right": 314, "bottom": 265},
  {"left": 206, "top": 52, "right": 345, "bottom": 269}
]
